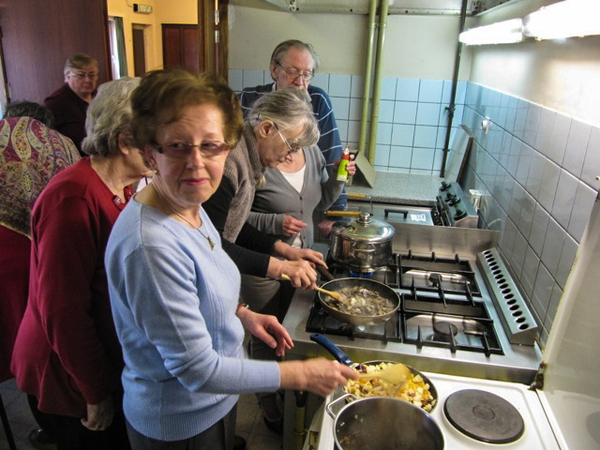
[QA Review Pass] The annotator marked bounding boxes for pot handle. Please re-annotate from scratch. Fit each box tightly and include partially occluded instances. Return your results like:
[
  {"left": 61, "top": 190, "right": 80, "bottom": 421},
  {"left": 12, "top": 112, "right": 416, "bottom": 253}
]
[
  {"left": 325, "top": 393, "right": 357, "bottom": 419},
  {"left": 310, "top": 333, "right": 354, "bottom": 366}
]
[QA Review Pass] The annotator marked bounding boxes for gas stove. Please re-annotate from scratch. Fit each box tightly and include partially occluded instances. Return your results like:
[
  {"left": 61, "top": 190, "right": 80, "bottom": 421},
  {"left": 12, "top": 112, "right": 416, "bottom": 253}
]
[{"left": 345, "top": 180, "right": 478, "bottom": 228}]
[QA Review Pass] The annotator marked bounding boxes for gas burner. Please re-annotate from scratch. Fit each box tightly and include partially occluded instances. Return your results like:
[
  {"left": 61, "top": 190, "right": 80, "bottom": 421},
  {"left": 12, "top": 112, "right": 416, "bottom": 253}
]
[
  {"left": 399, "top": 251, "right": 481, "bottom": 296},
  {"left": 444, "top": 389, "right": 525, "bottom": 444},
  {"left": 432, "top": 318, "right": 458, "bottom": 341},
  {"left": 348, "top": 269, "right": 374, "bottom": 278}
]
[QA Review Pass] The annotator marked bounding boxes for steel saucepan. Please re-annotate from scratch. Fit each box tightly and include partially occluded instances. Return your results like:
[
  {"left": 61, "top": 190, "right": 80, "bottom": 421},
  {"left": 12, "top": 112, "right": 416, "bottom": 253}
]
[
  {"left": 326, "top": 394, "right": 445, "bottom": 450},
  {"left": 317, "top": 277, "right": 400, "bottom": 326},
  {"left": 310, "top": 333, "right": 438, "bottom": 413}
]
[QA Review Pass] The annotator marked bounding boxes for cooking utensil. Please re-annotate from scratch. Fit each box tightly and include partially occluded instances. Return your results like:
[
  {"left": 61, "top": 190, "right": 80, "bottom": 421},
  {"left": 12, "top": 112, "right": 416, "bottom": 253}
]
[
  {"left": 310, "top": 333, "right": 438, "bottom": 412},
  {"left": 326, "top": 394, "right": 444, "bottom": 450},
  {"left": 330, "top": 211, "right": 395, "bottom": 271},
  {"left": 280, "top": 274, "right": 343, "bottom": 301},
  {"left": 317, "top": 277, "right": 400, "bottom": 326},
  {"left": 325, "top": 210, "right": 361, "bottom": 217},
  {"left": 315, "top": 265, "right": 335, "bottom": 281},
  {"left": 356, "top": 362, "right": 410, "bottom": 385}
]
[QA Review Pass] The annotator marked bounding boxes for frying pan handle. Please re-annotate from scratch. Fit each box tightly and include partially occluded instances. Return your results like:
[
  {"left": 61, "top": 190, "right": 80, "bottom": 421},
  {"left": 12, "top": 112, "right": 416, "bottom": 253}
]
[{"left": 310, "top": 333, "right": 354, "bottom": 366}]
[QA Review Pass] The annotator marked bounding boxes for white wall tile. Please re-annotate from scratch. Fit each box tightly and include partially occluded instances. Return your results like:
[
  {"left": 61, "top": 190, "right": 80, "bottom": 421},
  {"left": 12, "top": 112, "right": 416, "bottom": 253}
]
[
  {"left": 350, "top": 75, "right": 365, "bottom": 98},
  {"left": 541, "top": 218, "right": 566, "bottom": 279},
  {"left": 329, "top": 74, "right": 351, "bottom": 97},
  {"left": 551, "top": 170, "right": 578, "bottom": 229},
  {"left": 396, "top": 78, "right": 420, "bottom": 102},
  {"left": 389, "top": 145, "right": 412, "bottom": 168},
  {"left": 229, "top": 69, "right": 243, "bottom": 91},
  {"left": 520, "top": 245, "right": 540, "bottom": 298},
  {"left": 416, "top": 103, "right": 441, "bottom": 126},
  {"left": 418, "top": 79, "right": 443, "bottom": 103},
  {"left": 568, "top": 181, "right": 597, "bottom": 243},
  {"left": 547, "top": 113, "right": 571, "bottom": 166},
  {"left": 537, "top": 159, "right": 560, "bottom": 212},
  {"left": 243, "top": 69, "right": 266, "bottom": 88},
  {"left": 393, "top": 101, "right": 417, "bottom": 125},
  {"left": 391, "top": 124, "right": 415, "bottom": 147},
  {"left": 529, "top": 203, "right": 550, "bottom": 257},
  {"left": 563, "top": 119, "right": 591, "bottom": 177},
  {"left": 581, "top": 125, "right": 600, "bottom": 190},
  {"left": 380, "top": 77, "right": 397, "bottom": 101}
]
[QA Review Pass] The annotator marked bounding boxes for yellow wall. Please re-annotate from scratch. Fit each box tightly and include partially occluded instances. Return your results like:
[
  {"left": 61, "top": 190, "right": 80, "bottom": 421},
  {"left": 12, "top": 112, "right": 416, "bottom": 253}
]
[{"left": 107, "top": 0, "right": 198, "bottom": 75}]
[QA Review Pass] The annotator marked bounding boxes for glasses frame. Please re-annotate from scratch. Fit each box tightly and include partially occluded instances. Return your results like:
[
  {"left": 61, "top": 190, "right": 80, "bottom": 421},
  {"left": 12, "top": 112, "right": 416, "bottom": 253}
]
[
  {"left": 272, "top": 123, "right": 301, "bottom": 155},
  {"left": 276, "top": 62, "right": 314, "bottom": 82},
  {"left": 154, "top": 141, "right": 231, "bottom": 160},
  {"left": 70, "top": 71, "right": 99, "bottom": 80}
]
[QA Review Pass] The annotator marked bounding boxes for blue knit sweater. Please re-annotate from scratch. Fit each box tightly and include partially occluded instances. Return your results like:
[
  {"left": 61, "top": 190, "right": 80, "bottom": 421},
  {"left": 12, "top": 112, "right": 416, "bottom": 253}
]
[{"left": 106, "top": 199, "right": 281, "bottom": 441}]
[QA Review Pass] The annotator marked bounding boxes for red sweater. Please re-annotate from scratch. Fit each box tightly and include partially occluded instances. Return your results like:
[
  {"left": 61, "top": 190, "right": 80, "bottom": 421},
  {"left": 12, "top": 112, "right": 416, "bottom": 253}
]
[{"left": 11, "top": 158, "right": 132, "bottom": 417}]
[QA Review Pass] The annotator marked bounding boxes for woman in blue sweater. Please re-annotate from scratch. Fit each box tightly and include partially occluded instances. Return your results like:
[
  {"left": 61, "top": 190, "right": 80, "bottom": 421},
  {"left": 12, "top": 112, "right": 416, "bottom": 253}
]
[{"left": 105, "top": 69, "right": 356, "bottom": 450}]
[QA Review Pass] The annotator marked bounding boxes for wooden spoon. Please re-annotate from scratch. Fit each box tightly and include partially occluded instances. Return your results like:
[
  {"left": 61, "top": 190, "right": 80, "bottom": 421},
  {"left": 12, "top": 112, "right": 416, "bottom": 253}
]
[
  {"left": 357, "top": 363, "right": 411, "bottom": 385},
  {"left": 280, "top": 274, "right": 343, "bottom": 302}
]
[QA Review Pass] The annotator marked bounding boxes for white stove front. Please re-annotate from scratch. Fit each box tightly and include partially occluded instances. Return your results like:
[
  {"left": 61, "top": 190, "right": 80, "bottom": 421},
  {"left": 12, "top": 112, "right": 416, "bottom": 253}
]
[{"left": 308, "top": 372, "right": 562, "bottom": 450}]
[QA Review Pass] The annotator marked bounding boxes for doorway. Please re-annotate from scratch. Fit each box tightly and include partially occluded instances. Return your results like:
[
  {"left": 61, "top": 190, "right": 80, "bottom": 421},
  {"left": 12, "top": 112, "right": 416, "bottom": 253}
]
[{"left": 133, "top": 24, "right": 148, "bottom": 77}]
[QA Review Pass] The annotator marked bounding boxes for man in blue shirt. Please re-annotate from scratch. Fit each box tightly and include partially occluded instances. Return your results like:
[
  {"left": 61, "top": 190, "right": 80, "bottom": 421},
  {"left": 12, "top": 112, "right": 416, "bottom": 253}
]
[{"left": 239, "top": 39, "right": 346, "bottom": 238}]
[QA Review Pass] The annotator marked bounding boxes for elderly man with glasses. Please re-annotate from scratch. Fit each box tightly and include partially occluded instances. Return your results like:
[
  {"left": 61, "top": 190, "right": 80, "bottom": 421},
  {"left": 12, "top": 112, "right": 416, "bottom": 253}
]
[
  {"left": 239, "top": 40, "right": 347, "bottom": 238},
  {"left": 44, "top": 53, "right": 99, "bottom": 155}
]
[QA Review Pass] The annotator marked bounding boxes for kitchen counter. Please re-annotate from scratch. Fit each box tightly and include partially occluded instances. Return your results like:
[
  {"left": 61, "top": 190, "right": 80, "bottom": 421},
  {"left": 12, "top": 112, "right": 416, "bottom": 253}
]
[{"left": 348, "top": 171, "right": 442, "bottom": 205}]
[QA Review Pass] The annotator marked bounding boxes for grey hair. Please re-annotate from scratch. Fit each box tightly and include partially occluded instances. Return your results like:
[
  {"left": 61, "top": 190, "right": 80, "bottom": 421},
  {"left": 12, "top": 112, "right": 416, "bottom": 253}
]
[
  {"left": 270, "top": 39, "right": 320, "bottom": 71},
  {"left": 247, "top": 89, "right": 319, "bottom": 147},
  {"left": 63, "top": 53, "right": 98, "bottom": 77},
  {"left": 82, "top": 77, "right": 140, "bottom": 157}
]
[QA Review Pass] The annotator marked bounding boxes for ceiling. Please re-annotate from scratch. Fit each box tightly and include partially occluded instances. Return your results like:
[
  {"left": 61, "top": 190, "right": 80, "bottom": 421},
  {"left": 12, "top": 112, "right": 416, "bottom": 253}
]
[{"left": 241, "top": 0, "right": 520, "bottom": 15}]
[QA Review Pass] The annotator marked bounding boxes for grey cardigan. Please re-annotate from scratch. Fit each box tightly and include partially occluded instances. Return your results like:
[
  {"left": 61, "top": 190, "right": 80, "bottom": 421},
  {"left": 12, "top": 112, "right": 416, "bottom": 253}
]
[{"left": 247, "top": 145, "right": 344, "bottom": 248}]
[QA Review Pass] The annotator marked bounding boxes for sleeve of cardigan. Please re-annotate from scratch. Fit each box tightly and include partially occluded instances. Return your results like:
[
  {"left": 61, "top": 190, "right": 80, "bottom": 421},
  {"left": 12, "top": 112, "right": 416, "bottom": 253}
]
[
  {"left": 205, "top": 179, "right": 277, "bottom": 277},
  {"left": 32, "top": 196, "right": 118, "bottom": 405},
  {"left": 246, "top": 210, "right": 285, "bottom": 236}
]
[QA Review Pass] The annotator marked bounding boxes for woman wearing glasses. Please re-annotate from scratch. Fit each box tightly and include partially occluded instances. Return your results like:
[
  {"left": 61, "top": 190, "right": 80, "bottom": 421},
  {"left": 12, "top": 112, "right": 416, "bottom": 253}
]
[
  {"left": 239, "top": 39, "right": 347, "bottom": 237},
  {"left": 203, "top": 88, "right": 327, "bottom": 289},
  {"left": 105, "top": 69, "right": 356, "bottom": 449},
  {"left": 44, "top": 53, "right": 100, "bottom": 155}
]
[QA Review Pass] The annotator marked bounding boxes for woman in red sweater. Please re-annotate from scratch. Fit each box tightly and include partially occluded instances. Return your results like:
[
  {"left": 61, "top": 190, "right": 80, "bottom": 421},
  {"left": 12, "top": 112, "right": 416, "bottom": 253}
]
[{"left": 11, "top": 77, "right": 152, "bottom": 450}]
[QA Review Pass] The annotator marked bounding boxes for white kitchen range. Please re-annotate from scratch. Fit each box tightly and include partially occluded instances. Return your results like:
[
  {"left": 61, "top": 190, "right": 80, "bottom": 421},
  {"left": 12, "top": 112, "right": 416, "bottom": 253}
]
[{"left": 280, "top": 184, "right": 600, "bottom": 450}]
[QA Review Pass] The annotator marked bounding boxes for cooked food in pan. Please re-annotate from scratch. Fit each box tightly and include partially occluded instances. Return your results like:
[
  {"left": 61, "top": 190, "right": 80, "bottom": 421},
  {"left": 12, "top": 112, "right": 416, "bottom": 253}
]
[
  {"left": 326, "top": 286, "right": 396, "bottom": 316},
  {"left": 345, "top": 362, "right": 437, "bottom": 412}
]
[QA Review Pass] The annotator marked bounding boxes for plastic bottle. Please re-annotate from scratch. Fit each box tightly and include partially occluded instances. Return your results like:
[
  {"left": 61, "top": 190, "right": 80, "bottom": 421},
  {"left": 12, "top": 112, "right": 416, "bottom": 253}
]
[{"left": 336, "top": 146, "right": 350, "bottom": 182}]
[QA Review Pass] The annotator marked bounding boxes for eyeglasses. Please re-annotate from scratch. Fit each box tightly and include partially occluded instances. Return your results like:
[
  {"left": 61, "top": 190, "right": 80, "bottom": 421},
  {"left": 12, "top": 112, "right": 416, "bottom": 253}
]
[
  {"left": 276, "top": 63, "right": 314, "bottom": 82},
  {"left": 71, "top": 71, "right": 98, "bottom": 80},
  {"left": 155, "top": 141, "right": 231, "bottom": 159},
  {"left": 273, "top": 123, "right": 301, "bottom": 155}
]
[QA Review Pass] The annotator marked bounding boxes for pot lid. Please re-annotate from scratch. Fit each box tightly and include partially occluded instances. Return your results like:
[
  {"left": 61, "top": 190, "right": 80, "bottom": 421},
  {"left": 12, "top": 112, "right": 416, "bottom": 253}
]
[{"left": 333, "top": 212, "right": 395, "bottom": 242}]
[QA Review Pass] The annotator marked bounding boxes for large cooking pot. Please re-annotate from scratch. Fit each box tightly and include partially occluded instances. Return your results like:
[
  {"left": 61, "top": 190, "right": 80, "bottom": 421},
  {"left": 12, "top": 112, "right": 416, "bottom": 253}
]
[
  {"left": 317, "top": 278, "right": 400, "bottom": 326},
  {"left": 326, "top": 394, "right": 444, "bottom": 450},
  {"left": 330, "top": 212, "right": 395, "bottom": 272},
  {"left": 311, "top": 333, "right": 438, "bottom": 413}
]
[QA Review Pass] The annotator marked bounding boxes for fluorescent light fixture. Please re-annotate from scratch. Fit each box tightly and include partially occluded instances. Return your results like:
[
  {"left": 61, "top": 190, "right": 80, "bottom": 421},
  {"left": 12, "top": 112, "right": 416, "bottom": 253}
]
[
  {"left": 459, "top": 18, "right": 524, "bottom": 45},
  {"left": 523, "top": 0, "right": 600, "bottom": 40}
]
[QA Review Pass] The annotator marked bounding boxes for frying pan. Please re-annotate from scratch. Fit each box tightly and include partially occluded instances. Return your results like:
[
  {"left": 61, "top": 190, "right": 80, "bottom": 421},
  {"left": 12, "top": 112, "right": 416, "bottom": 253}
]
[
  {"left": 317, "top": 277, "right": 400, "bottom": 326},
  {"left": 310, "top": 333, "right": 438, "bottom": 412}
]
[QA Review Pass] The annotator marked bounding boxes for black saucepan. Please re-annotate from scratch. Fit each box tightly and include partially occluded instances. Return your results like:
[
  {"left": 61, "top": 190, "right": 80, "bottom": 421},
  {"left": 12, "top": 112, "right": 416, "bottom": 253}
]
[
  {"left": 317, "top": 277, "right": 400, "bottom": 326},
  {"left": 310, "top": 333, "right": 438, "bottom": 412}
]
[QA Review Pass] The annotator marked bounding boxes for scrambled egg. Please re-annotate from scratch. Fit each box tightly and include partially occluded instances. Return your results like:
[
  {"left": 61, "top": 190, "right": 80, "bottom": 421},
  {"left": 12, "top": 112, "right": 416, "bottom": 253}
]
[{"left": 345, "top": 362, "right": 436, "bottom": 412}]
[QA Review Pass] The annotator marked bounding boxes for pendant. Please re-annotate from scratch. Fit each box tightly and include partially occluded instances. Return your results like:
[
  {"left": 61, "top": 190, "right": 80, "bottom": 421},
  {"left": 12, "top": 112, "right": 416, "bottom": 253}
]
[{"left": 207, "top": 236, "right": 215, "bottom": 251}]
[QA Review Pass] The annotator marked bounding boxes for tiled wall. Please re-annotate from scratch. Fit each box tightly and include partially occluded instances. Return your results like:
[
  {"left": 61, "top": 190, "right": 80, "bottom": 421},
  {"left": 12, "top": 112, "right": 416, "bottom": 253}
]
[
  {"left": 461, "top": 83, "right": 599, "bottom": 347},
  {"left": 229, "top": 69, "right": 466, "bottom": 176},
  {"left": 230, "top": 69, "right": 599, "bottom": 347}
]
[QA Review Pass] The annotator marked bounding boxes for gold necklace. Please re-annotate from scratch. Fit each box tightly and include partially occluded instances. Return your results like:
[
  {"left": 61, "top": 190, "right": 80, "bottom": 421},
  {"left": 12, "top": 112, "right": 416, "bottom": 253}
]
[{"left": 153, "top": 185, "right": 215, "bottom": 251}]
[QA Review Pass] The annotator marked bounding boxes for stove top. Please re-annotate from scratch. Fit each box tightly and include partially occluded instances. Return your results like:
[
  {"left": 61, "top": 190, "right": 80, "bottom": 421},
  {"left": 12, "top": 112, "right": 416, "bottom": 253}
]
[
  {"left": 309, "top": 373, "right": 561, "bottom": 450},
  {"left": 306, "top": 252, "right": 502, "bottom": 356}
]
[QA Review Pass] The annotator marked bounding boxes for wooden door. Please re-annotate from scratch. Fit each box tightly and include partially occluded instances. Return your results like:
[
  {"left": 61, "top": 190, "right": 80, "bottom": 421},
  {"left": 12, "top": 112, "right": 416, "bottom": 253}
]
[
  {"left": 162, "top": 25, "right": 200, "bottom": 74},
  {"left": 0, "top": 0, "right": 110, "bottom": 104}
]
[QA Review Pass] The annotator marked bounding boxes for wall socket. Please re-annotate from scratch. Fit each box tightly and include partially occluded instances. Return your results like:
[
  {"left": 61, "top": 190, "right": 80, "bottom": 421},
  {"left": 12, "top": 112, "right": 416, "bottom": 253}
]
[{"left": 133, "top": 3, "right": 153, "bottom": 14}]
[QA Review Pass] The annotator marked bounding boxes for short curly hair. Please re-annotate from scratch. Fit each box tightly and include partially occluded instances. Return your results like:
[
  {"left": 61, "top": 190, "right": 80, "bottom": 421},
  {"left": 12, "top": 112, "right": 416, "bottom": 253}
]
[
  {"left": 81, "top": 77, "right": 140, "bottom": 157},
  {"left": 130, "top": 69, "right": 244, "bottom": 152}
]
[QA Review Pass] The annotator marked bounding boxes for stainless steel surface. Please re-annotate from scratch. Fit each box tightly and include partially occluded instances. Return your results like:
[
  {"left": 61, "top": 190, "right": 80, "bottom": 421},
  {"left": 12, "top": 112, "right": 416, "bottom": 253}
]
[
  {"left": 438, "top": 181, "right": 479, "bottom": 228},
  {"left": 326, "top": 395, "right": 444, "bottom": 450},
  {"left": 392, "top": 222, "right": 499, "bottom": 257},
  {"left": 330, "top": 213, "right": 395, "bottom": 271},
  {"left": 284, "top": 241, "right": 542, "bottom": 385},
  {"left": 477, "top": 248, "right": 539, "bottom": 345}
]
